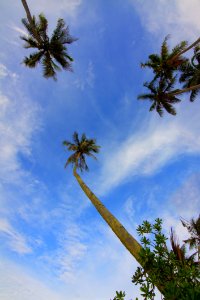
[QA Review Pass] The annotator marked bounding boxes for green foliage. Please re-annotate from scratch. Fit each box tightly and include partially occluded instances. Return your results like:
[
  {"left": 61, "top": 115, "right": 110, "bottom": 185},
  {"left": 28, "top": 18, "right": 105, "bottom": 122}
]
[
  {"left": 133, "top": 218, "right": 200, "bottom": 299},
  {"left": 113, "top": 291, "right": 126, "bottom": 300},
  {"left": 111, "top": 218, "right": 200, "bottom": 300},
  {"left": 141, "top": 35, "right": 188, "bottom": 84},
  {"left": 21, "top": 14, "right": 77, "bottom": 79},
  {"left": 63, "top": 132, "right": 100, "bottom": 172},
  {"left": 181, "top": 214, "right": 200, "bottom": 258},
  {"left": 179, "top": 45, "right": 200, "bottom": 102},
  {"left": 138, "top": 79, "right": 181, "bottom": 116},
  {"left": 140, "top": 36, "right": 200, "bottom": 116}
]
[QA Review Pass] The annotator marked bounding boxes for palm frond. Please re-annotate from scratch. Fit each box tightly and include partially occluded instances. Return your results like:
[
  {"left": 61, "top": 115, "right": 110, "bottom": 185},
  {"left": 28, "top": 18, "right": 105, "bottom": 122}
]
[
  {"left": 20, "top": 35, "right": 39, "bottom": 48},
  {"left": 156, "top": 103, "right": 163, "bottom": 117},
  {"left": 42, "top": 53, "right": 56, "bottom": 80},
  {"left": 73, "top": 132, "right": 80, "bottom": 146},
  {"left": 23, "top": 51, "right": 44, "bottom": 67},
  {"left": 161, "top": 35, "right": 170, "bottom": 59},
  {"left": 149, "top": 101, "right": 156, "bottom": 111},
  {"left": 37, "top": 14, "right": 48, "bottom": 40},
  {"left": 190, "top": 88, "right": 199, "bottom": 102},
  {"left": 162, "top": 101, "right": 176, "bottom": 115},
  {"left": 171, "top": 40, "right": 188, "bottom": 57},
  {"left": 51, "top": 19, "right": 77, "bottom": 45},
  {"left": 64, "top": 153, "right": 77, "bottom": 168},
  {"left": 137, "top": 94, "right": 155, "bottom": 100}
]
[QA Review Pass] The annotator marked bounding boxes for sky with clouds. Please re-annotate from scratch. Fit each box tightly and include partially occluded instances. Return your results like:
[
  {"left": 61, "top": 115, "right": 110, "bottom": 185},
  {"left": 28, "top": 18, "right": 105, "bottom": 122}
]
[{"left": 0, "top": 0, "right": 200, "bottom": 299}]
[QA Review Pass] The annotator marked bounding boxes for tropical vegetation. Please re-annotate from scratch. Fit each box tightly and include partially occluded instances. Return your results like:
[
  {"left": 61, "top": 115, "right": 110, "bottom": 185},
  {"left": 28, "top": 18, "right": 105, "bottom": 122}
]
[
  {"left": 139, "top": 36, "right": 200, "bottom": 116},
  {"left": 20, "top": 0, "right": 76, "bottom": 79},
  {"left": 63, "top": 132, "right": 144, "bottom": 270},
  {"left": 111, "top": 217, "right": 200, "bottom": 300}
]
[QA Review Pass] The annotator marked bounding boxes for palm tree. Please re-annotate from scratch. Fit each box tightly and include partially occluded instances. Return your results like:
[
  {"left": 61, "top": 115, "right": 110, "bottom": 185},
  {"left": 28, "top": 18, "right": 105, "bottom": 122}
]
[
  {"left": 21, "top": 0, "right": 76, "bottom": 79},
  {"left": 141, "top": 35, "right": 188, "bottom": 83},
  {"left": 138, "top": 78, "right": 181, "bottom": 116},
  {"left": 63, "top": 132, "right": 143, "bottom": 263},
  {"left": 140, "top": 36, "right": 200, "bottom": 115},
  {"left": 63, "top": 132, "right": 166, "bottom": 294},
  {"left": 170, "top": 228, "right": 196, "bottom": 265},
  {"left": 169, "top": 36, "right": 200, "bottom": 64},
  {"left": 179, "top": 45, "right": 200, "bottom": 102},
  {"left": 181, "top": 215, "right": 200, "bottom": 263}
]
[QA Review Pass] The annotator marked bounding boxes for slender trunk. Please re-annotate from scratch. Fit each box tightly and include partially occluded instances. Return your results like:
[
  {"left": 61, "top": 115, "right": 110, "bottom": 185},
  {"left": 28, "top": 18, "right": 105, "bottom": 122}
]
[
  {"left": 73, "top": 167, "right": 142, "bottom": 263},
  {"left": 21, "top": 0, "right": 42, "bottom": 44},
  {"left": 73, "top": 167, "right": 165, "bottom": 294},
  {"left": 171, "top": 83, "right": 200, "bottom": 96},
  {"left": 169, "top": 37, "right": 200, "bottom": 63}
]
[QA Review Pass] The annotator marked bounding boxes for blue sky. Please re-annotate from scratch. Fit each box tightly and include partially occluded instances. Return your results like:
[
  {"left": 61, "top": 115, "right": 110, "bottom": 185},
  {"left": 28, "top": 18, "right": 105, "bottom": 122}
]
[{"left": 0, "top": 0, "right": 200, "bottom": 299}]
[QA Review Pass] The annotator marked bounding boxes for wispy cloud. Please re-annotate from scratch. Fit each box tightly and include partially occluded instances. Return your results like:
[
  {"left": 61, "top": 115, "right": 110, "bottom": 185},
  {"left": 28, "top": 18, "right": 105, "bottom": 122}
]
[
  {"left": 0, "top": 259, "right": 65, "bottom": 300},
  {"left": 0, "top": 64, "right": 40, "bottom": 184},
  {"left": 74, "top": 61, "right": 95, "bottom": 90},
  {"left": 130, "top": 0, "right": 200, "bottom": 42},
  {"left": 97, "top": 102, "right": 200, "bottom": 194},
  {"left": 0, "top": 218, "right": 32, "bottom": 254},
  {"left": 0, "top": 63, "right": 18, "bottom": 79},
  {"left": 26, "top": 0, "right": 82, "bottom": 20}
]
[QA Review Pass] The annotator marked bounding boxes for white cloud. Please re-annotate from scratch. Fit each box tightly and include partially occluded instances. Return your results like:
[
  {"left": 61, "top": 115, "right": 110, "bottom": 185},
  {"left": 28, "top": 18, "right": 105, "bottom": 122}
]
[
  {"left": 0, "top": 67, "right": 40, "bottom": 184},
  {"left": 0, "top": 259, "right": 66, "bottom": 300},
  {"left": 0, "top": 218, "right": 32, "bottom": 254},
  {"left": 97, "top": 102, "right": 200, "bottom": 194},
  {"left": 162, "top": 174, "right": 200, "bottom": 241},
  {"left": 74, "top": 61, "right": 95, "bottom": 90},
  {"left": 0, "top": 63, "right": 41, "bottom": 250},
  {"left": 130, "top": 0, "right": 200, "bottom": 42},
  {"left": 25, "top": 0, "right": 82, "bottom": 19},
  {"left": 0, "top": 63, "right": 17, "bottom": 79}
]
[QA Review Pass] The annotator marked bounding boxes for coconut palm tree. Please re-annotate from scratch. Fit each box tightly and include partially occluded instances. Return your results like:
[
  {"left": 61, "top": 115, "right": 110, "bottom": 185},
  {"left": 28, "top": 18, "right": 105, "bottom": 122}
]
[
  {"left": 138, "top": 78, "right": 182, "bottom": 116},
  {"left": 169, "top": 36, "right": 200, "bottom": 64},
  {"left": 21, "top": 0, "right": 76, "bottom": 79},
  {"left": 179, "top": 45, "right": 200, "bottom": 102},
  {"left": 170, "top": 228, "right": 196, "bottom": 266},
  {"left": 181, "top": 215, "right": 200, "bottom": 263},
  {"left": 63, "top": 132, "right": 143, "bottom": 264},
  {"left": 63, "top": 132, "right": 167, "bottom": 294},
  {"left": 141, "top": 35, "right": 188, "bottom": 83}
]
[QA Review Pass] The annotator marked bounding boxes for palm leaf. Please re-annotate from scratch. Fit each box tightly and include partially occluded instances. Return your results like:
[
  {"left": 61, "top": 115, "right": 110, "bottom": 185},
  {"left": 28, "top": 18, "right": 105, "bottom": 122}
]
[
  {"left": 42, "top": 53, "right": 56, "bottom": 79},
  {"left": 20, "top": 36, "right": 39, "bottom": 48},
  {"left": 23, "top": 51, "right": 44, "bottom": 67}
]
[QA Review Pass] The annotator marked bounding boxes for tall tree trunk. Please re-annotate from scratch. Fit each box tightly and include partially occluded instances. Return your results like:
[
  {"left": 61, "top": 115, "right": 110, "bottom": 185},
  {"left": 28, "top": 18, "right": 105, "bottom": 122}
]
[
  {"left": 73, "top": 167, "right": 142, "bottom": 263},
  {"left": 171, "top": 83, "right": 200, "bottom": 96},
  {"left": 21, "top": 0, "right": 42, "bottom": 44},
  {"left": 169, "top": 37, "right": 200, "bottom": 63},
  {"left": 73, "top": 167, "right": 165, "bottom": 294}
]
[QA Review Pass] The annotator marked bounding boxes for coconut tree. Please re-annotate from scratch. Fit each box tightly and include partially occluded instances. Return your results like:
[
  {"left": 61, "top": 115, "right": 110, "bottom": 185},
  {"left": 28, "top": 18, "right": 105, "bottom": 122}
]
[
  {"left": 181, "top": 215, "right": 200, "bottom": 263},
  {"left": 63, "top": 132, "right": 143, "bottom": 264},
  {"left": 138, "top": 78, "right": 182, "bottom": 116},
  {"left": 169, "top": 36, "right": 200, "bottom": 64},
  {"left": 179, "top": 45, "right": 200, "bottom": 102},
  {"left": 141, "top": 35, "right": 188, "bottom": 83},
  {"left": 20, "top": 0, "right": 76, "bottom": 79}
]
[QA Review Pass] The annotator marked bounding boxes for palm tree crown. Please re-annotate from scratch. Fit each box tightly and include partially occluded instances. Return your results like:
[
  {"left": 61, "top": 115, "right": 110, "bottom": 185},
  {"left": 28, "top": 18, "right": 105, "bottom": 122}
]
[
  {"left": 138, "top": 78, "right": 181, "bottom": 116},
  {"left": 179, "top": 45, "right": 200, "bottom": 102},
  {"left": 63, "top": 132, "right": 100, "bottom": 172},
  {"left": 21, "top": 14, "right": 77, "bottom": 80},
  {"left": 141, "top": 35, "right": 188, "bottom": 83}
]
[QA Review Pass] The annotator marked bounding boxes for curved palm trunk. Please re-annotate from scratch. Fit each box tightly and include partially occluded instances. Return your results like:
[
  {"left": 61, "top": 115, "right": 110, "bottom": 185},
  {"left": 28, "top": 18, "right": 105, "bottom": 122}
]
[
  {"left": 171, "top": 83, "right": 200, "bottom": 96},
  {"left": 73, "top": 167, "right": 165, "bottom": 294},
  {"left": 169, "top": 37, "right": 200, "bottom": 63},
  {"left": 73, "top": 167, "right": 142, "bottom": 263},
  {"left": 21, "top": 0, "right": 42, "bottom": 44}
]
